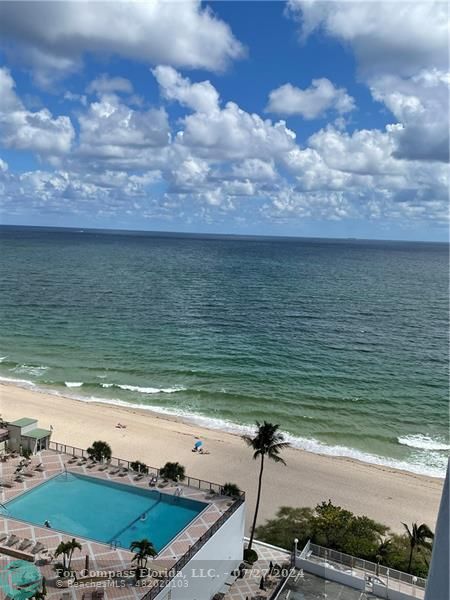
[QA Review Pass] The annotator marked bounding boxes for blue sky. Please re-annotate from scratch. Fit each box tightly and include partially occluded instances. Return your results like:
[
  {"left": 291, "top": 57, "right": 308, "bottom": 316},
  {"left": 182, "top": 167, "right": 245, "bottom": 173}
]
[{"left": 0, "top": 1, "right": 448, "bottom": 241}]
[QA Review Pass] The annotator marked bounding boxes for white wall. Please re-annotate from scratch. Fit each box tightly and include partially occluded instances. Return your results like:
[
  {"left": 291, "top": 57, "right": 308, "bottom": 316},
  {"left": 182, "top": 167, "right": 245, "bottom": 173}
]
[{"left": 156, "top": 503, "right": 246, "bottom": 600}]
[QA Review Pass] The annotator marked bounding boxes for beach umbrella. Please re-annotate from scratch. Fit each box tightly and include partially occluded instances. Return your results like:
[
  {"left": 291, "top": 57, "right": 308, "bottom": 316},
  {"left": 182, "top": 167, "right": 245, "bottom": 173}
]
[{"left": 0, "top": 560, "right": 41, "bottom": 599}]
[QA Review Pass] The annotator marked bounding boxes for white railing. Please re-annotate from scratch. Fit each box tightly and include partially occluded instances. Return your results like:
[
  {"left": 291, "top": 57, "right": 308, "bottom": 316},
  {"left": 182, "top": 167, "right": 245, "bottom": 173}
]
[{"left": 297, "top": 541, "right": 426, "bottom": 599}]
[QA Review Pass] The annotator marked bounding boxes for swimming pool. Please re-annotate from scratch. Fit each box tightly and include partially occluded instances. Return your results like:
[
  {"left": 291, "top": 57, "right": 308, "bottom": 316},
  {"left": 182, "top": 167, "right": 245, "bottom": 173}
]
[{"left": 4, "top": 472, "right": 206, "bottom": 551}]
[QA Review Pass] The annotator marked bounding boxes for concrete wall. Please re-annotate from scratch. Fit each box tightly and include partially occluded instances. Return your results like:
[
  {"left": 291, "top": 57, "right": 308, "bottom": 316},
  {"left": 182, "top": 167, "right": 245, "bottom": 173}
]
[
  {"left": 372, "top": 582, "right": 424, "bottom": 600},
  {"left": 296, "top": 557, "right": 365, "bottom": 591},
  {"left": 7, "top": 425, "right": 22, "bottom": 452},
  {"left": 155, "top": 502, "right": 246, "bottom": 600}
]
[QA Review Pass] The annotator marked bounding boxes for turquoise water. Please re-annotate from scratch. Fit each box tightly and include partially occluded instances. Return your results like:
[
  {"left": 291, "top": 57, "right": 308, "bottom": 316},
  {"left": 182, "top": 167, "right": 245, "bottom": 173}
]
[
  {"left": 4, "top": 472, "right": 205, "bottom": 550},
  {"left": 0, "top": 226, "right": 448, "bottom": 477}
]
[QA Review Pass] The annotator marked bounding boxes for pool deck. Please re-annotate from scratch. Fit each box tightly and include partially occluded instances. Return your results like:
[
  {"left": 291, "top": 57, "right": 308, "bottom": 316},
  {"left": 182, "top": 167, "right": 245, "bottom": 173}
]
[{"left": 0, "top": 450, "right": 240, "bottom": 599}]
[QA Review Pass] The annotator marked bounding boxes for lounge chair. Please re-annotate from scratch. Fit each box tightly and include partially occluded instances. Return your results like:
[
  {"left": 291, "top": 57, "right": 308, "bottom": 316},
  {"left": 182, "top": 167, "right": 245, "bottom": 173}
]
[
  {"left": 133, "top": 473, "right": 145, "bottom": 481},
  {"left": 6, "top": 534, "right": 19, "bottom": 547},
  {"left": 14, "top": 474, "right": 24, "bottom": 482},
  {"left": 34, "top": 463, "right": 44, "bottom": 471},
  {"left": 97, "top": 463, "right": 109, "bottom": 471},
  {"left": 117, "top": 467, "right": 128, "bottom": 477},
  {"left": 19, "top": 538, "right": 33, "bottom": 551},
  {"left": 158, "top": 480, "right": 169, "bottom": 489},
  {"left": 86, "top": 460, "right": 97, "bottom": 469},
  {"left": 22, "top": 468, "right": 35, "bottom": 478},
  {"left": 108, "top": 467, "right": 120, "bottom": 475},
  {"left": 31, "top": 541, "right": 46, "bottom": 554},
  {"left": 77, "top": 457, "right": 87, "bottom": 466},
  {"left": 67, "top": 456, "right": 78, "bottom": 464},
  {"left": 0, "top": 479, "right": 13, "bottom": 488},
  {"left": 0, "top": 533, "right": 8, "bottom": 543}
]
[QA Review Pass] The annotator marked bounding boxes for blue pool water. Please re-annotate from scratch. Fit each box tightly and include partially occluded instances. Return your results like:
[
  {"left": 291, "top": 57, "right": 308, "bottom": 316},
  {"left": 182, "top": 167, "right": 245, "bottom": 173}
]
[{"left": 4, "top": 472, "right": 206, "bottom": 551}]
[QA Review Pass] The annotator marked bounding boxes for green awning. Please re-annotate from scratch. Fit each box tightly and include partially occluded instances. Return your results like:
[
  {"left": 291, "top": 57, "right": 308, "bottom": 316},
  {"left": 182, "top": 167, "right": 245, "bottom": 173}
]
[
  {"left": 21, "top": 428, "right": 51, "bottom": 440},
  {"left": 9, "top": 418, "right": 37, "bottom": 428}
]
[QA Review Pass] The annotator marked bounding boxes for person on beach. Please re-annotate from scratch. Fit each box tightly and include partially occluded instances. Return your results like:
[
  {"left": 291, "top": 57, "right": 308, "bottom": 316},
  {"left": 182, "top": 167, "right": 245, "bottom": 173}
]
[{"left": 44, "top": 520, "right": 51, "bottom": 528}]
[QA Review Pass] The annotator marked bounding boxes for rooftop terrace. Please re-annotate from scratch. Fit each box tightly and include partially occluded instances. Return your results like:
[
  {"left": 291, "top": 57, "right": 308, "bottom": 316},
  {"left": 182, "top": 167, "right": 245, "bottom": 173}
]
[{"left": 0, "top": 443, "right": 245, "bottom": 599}]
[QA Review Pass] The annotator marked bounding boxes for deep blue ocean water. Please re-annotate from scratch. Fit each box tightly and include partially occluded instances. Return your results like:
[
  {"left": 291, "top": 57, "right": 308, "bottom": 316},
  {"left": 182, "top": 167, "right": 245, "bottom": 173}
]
[{"left": 0, "top": 226, "right": 448, "bottom": 476}]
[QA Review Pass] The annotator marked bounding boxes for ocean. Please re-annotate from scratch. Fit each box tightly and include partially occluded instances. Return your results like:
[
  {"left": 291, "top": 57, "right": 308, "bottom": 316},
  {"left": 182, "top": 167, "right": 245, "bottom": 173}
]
[{"left": 0, "top": 226, "right": 448, "bottom": 477}]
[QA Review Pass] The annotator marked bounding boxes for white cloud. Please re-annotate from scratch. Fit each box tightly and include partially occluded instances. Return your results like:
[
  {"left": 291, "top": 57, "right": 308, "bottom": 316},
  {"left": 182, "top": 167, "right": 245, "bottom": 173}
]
[
  {"left": 87, "top": 75, "right": 134, "bottom": 96},
  {"left": 152, "top": 66, "right": 219, "bottom": 113},
  {"left": 153, "top": 67, "right": 297, "bottom": 161},
  {"left": 231, "top": 159, "right": 277, "bottom": 182},
  {"left": 0, "top": 67, "right": 74, "bottom": 155},
  {"left": 0, "top": 0, "right": 244, "bottom": 85},
  {"left": 77, "top": 94, "right": 170, "bottom": 166},
  {"left": 370, "top": 69, "right": 449, "bottom": 162},
  {"left": 287, "top": 1, "right": 449, "bottom": 165},
  {"left": 267, "top": 78, "right": 355, "bottom": 119},
  {"left": 308, "top": 126, "right": 399, "bottom": 176},
  {"left": 288, "top": 0, "right": 448, "bottom": 77},
  {"left": 179, "top": 103, "right": 296, "bottom": 161},
  {"left": 64, "top": 91, "right": 87, "bottom": 106}
]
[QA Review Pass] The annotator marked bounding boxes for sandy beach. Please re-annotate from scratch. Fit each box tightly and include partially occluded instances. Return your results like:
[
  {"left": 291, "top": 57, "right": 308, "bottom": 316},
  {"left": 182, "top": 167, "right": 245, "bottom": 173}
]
[{"left": 0, "top": 382, "right": 443, "bottom": 535}]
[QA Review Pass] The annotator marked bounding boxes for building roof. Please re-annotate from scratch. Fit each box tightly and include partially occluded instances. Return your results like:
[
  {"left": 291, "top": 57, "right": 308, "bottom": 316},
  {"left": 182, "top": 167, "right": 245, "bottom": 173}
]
[
  {"left": 9, "top": 418, "right": 37, "bottom": 428},
  {"left": 22, "top": 428, "right": 51, "bottom": 440}
]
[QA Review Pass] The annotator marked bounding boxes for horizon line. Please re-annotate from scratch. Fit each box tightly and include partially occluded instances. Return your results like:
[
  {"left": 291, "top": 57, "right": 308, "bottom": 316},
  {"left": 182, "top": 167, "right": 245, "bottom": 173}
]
[{"left": 0, "top": 223, "right": 448, "bottom": 245}]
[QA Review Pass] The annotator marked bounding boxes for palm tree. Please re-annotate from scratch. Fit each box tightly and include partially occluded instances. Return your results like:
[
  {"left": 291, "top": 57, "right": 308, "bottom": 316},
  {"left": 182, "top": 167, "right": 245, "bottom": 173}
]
[
  {"left": 222, "top": 482, "right": 241, "bottom": 498},
  {"left": 54, "top": 538, "right": 82, "bottom": 572},
  {"left": 243, "top": 421, "right": 289, "bottom": 551},
  {"left": 402, "top": 522, "right": 434, "bottom": 572},
  {"left": 87, "top": 440, "right": 112, "bottom": 462},
  {"left": 375, "top": 537, "right": 392, "bottom": 574},
  {"left": 130, "top": 538, "right": 157, "bottom": 581}
]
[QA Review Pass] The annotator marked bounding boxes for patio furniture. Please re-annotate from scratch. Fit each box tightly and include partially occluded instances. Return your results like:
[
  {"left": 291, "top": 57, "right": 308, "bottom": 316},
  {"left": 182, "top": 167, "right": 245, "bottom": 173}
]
[
  {"left": 18, "top": 538, "right": 33, "bottom": 551},
  {"left": 31, "top": 541, "right": 46, "bottom": 554},
  {"left": 6, "top": 534, "right": 19, "bottom": 547}
]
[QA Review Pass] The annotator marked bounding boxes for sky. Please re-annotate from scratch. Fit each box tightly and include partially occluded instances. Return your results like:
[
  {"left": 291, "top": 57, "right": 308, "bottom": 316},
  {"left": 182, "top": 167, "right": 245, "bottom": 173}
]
[{"left": 0, "top": 0, "right": 448, "bottom": 241}]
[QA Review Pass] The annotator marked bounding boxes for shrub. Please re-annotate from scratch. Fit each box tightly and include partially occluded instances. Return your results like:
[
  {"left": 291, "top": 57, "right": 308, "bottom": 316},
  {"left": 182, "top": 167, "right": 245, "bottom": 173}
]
[
  {"left": 256, "top": 506, "right": 314, "bottom": 551},
  {"left": 222, "top": 482, "right": 241, "bottom": 498},
  {"left": 87, "top": 441, "right": 112, "bottom": 462},
  {"left": 160, "top": 461, "right": 185, "bottom": 482},
  {"left": 257, "top": 501, "right": 386, "bottom": 560},
  {"left": 130, "top": 460, "right": 149, "bottom": 474},
  {"left": 21, "top": 447, "right": 32, "bottom": 459},
  {"left": 243, "top": 548, "right": 258, "bottom": 564}
]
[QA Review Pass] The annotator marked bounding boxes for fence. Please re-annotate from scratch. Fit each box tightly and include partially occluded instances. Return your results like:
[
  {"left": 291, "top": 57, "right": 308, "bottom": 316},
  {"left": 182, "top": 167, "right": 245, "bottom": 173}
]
[{"left": 49, "top": 441, "right": 242, "bottom": 497}]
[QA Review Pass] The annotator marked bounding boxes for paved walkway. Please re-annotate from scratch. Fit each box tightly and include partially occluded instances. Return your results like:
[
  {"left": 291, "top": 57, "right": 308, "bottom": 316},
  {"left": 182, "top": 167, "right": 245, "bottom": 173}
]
[{"left": 224, "top": 542, "right": 291, "bottom": 600}]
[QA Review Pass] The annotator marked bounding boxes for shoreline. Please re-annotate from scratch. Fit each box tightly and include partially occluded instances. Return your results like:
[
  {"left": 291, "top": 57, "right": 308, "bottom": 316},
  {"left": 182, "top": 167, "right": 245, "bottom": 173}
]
[
  {"left": 0, "top": 375, "right": 445, "bottom": 480},
  {"left": 0, "top": 381, "right": 443, "bottom": 534}
]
